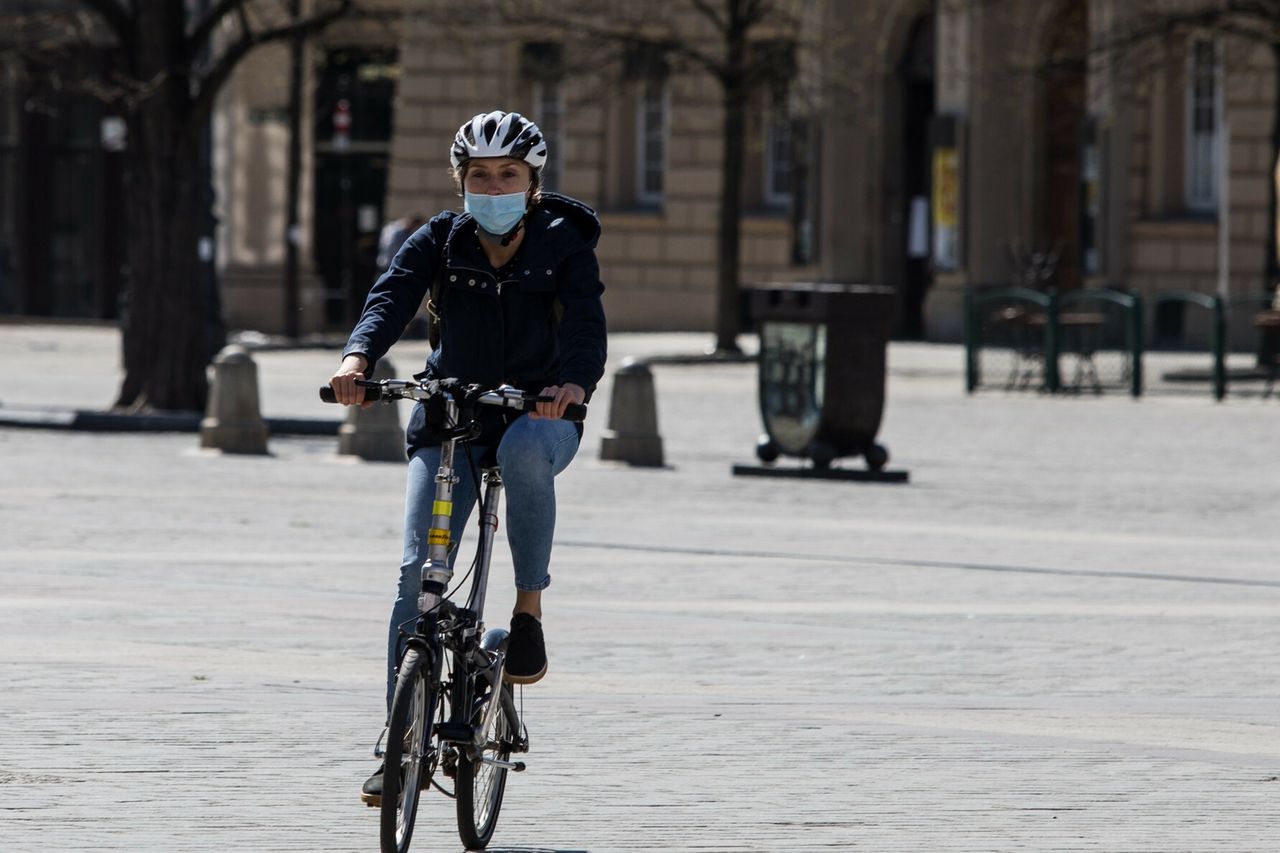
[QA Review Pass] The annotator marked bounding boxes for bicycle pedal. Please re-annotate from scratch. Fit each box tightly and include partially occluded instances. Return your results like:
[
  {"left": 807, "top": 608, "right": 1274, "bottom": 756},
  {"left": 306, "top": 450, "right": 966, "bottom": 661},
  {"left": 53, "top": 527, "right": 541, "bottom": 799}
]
[{"left": 435, "top": 722, "right": 475, "bottom": 743}]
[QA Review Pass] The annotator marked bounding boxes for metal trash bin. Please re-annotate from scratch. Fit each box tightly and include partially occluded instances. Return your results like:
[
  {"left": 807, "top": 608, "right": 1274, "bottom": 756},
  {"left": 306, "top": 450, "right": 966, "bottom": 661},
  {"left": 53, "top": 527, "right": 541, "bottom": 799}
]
[{"left": 734, "top": 282, "right": 906, "bottom": 482}]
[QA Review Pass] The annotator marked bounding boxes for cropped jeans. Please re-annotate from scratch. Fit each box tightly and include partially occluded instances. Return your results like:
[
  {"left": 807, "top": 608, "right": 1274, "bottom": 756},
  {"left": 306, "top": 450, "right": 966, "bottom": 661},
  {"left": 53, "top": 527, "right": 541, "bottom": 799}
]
[{"left": 385, "top": 414, "right": 579, "bottom": 710}]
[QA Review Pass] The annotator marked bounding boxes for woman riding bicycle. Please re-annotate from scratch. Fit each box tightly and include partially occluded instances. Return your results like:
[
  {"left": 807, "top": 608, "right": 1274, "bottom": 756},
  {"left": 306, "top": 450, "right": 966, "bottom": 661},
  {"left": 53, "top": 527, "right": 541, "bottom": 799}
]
[{"left": 326, "top": 110, "right": 607, "bottom": 804}]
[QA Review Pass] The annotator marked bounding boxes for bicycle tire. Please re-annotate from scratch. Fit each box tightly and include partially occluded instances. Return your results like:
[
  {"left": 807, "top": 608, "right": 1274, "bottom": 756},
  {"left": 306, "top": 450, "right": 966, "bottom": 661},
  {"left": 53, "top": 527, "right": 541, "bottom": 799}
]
[
  {"left": 381, "top": 646, "right": 435, "bottom": 853},
  {"left": 455, "top": 680, "right": 516, "bottom": 849}
]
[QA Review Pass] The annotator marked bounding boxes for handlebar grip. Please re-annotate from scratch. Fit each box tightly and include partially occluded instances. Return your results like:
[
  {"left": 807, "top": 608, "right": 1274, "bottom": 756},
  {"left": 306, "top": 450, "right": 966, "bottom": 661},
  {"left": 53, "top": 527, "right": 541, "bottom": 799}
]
[
  {"left": 526, "top": 395, "right": 588, "bottom": 422},
  {"left": 319, "top": 384, "right": 383, "bottom": 403}
]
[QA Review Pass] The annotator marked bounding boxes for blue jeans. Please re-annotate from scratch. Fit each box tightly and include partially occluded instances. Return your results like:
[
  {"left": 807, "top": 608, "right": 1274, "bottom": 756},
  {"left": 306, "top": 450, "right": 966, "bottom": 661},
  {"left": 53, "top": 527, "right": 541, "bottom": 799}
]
[{"left": 386, "top": 415, "right": 580, "bottom": 709}]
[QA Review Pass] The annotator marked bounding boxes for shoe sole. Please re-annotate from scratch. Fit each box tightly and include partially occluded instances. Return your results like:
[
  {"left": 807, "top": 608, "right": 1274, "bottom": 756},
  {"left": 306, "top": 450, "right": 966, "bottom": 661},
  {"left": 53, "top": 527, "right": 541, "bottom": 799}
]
[
  {"left": 361, "top": 792, "right": 381, "bottom": 808},
  {"left": 503, "top": 663, "right": 547, "bottom": 685}
]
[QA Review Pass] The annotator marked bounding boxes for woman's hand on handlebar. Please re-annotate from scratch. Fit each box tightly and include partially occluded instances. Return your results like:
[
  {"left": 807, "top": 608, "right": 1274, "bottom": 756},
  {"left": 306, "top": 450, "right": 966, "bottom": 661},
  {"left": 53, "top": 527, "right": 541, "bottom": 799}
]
[
  {"left": 531, "top": 383, "right": 585, "bottom": 420},
  {"left": 329, "top": 354, "right": 372, "bottom": 408}
]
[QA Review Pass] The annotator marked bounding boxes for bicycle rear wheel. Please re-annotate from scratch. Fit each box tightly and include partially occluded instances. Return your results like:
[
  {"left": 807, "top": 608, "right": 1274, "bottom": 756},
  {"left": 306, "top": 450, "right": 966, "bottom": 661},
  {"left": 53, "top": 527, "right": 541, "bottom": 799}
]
[
  {"left": 381, "top": 646, "right": 436, "bottom": 853},
  {"left": 455, "top": 681, "right": 516, "bottom": 849}
]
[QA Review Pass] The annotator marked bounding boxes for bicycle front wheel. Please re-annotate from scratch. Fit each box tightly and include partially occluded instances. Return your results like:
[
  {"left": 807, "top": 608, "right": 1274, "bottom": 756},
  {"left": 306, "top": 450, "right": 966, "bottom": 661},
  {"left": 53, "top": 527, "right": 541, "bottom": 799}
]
[
  {"left": 381, "top": 645, "right": 435, "bottom": 853},
  {"left": 456, "top": 681, "right": 516, "bottom": 849}
]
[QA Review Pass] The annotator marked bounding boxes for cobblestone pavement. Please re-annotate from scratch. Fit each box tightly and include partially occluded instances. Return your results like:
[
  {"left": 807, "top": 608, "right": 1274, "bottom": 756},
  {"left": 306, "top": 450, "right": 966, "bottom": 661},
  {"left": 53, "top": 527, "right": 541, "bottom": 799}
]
[{"left": 1, "top": 325, "right": 1278, "bottom": 852}]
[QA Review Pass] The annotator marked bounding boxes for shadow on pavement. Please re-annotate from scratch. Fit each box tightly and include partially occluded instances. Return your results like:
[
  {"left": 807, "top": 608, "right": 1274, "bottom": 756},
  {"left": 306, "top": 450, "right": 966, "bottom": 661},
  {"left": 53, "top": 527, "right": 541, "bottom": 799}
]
[{"left": 468, "top": 847, "right": 589, "bottom": 853}]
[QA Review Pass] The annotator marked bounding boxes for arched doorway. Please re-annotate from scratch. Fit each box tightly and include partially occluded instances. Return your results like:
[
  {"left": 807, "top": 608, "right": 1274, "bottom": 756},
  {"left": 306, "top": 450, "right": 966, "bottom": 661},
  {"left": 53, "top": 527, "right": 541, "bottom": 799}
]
[
  {"left": 900, "top": 13, "right": 936, "bottom": 338},
  {"left": 1041, "top": 0, "right": 1088, "bottom": 290},
  {"left": 884, "top": 11, "right": 936, "bottom": 340},
  {"left": 313, "top": 47, "right": 399, "bottom": 329}
]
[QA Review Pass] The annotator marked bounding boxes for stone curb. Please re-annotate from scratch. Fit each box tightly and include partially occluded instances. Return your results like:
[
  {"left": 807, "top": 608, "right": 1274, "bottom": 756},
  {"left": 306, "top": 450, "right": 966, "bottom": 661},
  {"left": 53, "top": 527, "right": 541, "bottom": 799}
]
[{"left": 0, "top": 406, "right": 341, "bottom": 435}]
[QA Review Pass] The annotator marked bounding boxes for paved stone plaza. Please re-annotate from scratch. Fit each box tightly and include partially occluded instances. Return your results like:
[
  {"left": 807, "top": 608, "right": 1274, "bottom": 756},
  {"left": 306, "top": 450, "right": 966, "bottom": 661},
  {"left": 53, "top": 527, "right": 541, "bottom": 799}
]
[{"left": 1, "top": 325, "right": 1278, "bottom": 852}]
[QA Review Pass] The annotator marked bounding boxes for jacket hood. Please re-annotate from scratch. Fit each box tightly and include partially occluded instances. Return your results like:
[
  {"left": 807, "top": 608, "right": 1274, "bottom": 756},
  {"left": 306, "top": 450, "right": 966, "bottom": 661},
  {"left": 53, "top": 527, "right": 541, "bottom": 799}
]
[{"left": 530, "top": 192, "right": 601, "bottom": 252}]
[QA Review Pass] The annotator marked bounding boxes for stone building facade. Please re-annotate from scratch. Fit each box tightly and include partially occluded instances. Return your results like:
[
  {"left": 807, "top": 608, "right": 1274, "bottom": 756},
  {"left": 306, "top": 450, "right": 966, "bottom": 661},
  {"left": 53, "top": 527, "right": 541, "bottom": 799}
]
[
  {"left": 379, "top": 3, "right": 809, "bottom": 334},
  {"left": 204, "top": 0, "right": 1277, "bottom": 345},
  {"left": 808, "top": 0, "right": 1277, "bottom": 345},
  {"left": 214, "top": 0, "right": 405, "bottom": 335}
]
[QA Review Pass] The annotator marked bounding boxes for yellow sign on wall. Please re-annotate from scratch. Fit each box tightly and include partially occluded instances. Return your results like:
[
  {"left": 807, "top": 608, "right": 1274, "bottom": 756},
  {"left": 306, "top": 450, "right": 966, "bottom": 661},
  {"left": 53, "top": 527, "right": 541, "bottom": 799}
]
[{"left": 932, "top": 147, "right": 960, "bottom": 271}]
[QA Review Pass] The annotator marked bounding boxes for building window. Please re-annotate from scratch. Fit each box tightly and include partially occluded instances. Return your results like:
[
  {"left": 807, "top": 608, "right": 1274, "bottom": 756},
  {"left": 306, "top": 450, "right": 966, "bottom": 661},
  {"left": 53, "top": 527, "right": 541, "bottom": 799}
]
[
  {"left": 314, "top": 48, "right": 399, "bottom": 149},
  {"left": 764, "top": 86, "right": 793, "bottom": 207},
  {"left": 523, "top": 42, "right": 565, "bottom": 193},
  {"left": 636, "top": 77, "right": 666, "bottom": 205},
  {"left": 1186, "top": 38, "right": 1219, "bottom": 213},
  {"left": 790, "top": 118, "right": 817, "bottom": 265},
  {"left": 532, "top": 80, "right": 564, "bottom": 192}
]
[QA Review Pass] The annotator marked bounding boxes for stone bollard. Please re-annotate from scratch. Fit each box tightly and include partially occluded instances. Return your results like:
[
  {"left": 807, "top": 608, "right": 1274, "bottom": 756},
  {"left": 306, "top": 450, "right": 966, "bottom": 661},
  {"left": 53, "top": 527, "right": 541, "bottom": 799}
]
[
  {"left": 599, "top": 357, "right": 664, "bottom": 467},
  {"left": 338, "top": 358, "right": 405, "bottom": 462},
  {"left": 200, "top": 345, "right": 269, "bottom": 454}
]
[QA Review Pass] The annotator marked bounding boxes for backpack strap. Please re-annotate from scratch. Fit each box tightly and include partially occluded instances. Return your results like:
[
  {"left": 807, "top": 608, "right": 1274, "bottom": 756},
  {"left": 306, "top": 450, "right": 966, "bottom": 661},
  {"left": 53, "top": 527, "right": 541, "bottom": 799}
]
[
  {"left": 426, "top": 268, "right": 446, "bottom": 349},
  {"left": 425, "top": 237, "right": 449, "bottom": 350}
]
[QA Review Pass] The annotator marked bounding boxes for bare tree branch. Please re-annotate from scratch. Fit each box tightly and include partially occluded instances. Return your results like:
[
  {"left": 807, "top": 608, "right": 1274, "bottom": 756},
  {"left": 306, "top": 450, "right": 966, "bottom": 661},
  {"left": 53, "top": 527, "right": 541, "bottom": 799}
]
[
  {"left": 685, "top": 0, "right": 728, "bottom": 35},
  {"left": 188, "top": 0, "right": 248, "bottom": 58},
  {"left": 72, "top": 0, "right": 133, "bottom": 47},
  {"left": 187, "top": 0, "right": 351, "bottom": 136},
  {"left": 488, "top": 7, "right": 728, "bottom": 78},
  {"left": 1091, "top": 2, "right": 1280, "bottom": 60},
  {"left": 233, "top": 0, "right": 253, "bottom": 43},
  {"left": 743, "top": 0, "right": 770, "bottom": 26}
]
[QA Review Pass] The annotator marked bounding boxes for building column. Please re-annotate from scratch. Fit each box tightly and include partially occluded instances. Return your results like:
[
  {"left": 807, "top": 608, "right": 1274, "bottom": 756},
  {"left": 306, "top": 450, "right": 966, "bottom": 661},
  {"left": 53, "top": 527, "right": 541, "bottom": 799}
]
[{"left": 924, "top": 0, "right": 974, "bottom": 341}]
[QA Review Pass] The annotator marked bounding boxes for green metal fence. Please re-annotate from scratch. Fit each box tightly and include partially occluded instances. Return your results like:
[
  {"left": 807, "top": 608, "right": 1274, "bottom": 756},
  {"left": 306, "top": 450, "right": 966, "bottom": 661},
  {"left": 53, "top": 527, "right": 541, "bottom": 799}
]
[
  {"left": 965, "top": 287, "right": 1142, "bottom": 397},
  {"left": 964, "top": 286, "right": 1280, "bottom": 400},
  {"left": 964, "top": 287, "right": 1054, "bottom": 393},
  {"left": 1149, "top": 291, "right": 1226, "bottom": 401},
  {"left": 1057, "top": 288, "right": 1143, "bottom": 397}
]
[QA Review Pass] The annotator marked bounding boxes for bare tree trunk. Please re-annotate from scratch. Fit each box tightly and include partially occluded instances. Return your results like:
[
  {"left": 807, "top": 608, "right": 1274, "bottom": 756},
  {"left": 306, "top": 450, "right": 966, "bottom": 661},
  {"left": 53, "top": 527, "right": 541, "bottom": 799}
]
[
  {"left": 713, "top": 0, "right": 748, "bottom": 355},
  {"left": 1268, "top": 42, "right": 1280, "bottom": 287},
  {"left": 116, "top": 137, "right": 209, "bottom": 411},
  {"left": 114, "top": 1, "right": 214, "bottom": 412}
]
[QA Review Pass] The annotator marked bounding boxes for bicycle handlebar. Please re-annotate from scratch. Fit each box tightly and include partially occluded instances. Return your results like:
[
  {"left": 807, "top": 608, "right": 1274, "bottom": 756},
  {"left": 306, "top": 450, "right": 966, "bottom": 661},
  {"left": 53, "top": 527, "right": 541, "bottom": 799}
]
[
  {"left": 319, "top": 382, "right": 383, "bottom": 404},
  {"left": 319, "top": 379, "right": 587, "bottom": 422}
]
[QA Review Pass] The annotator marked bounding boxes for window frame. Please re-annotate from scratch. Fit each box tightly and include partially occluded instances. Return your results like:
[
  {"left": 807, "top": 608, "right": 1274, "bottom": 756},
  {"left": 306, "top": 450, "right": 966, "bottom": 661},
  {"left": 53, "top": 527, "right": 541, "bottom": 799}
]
[
  {"left": 532, "top": 78, "right": 565, "bottom": 193},
  {"left": 1184, "top": 36, "right": 1222, "bottom": 214},
  {"left": 763, "top": 85, "right": 794, "bottom": 209},
  {"left": 634, "top": 76, "right": 668, "bottom": 206}
]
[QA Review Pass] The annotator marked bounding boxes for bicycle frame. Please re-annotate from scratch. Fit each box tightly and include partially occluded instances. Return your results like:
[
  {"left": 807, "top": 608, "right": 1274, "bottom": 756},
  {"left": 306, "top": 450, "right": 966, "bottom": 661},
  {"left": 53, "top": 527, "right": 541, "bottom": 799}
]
[
  {"left": 321, "top": 377, "right": 579, "bottom": 850},
  {"left": 397, "top": 394, "right": 518, "bottom": 766},
  {"left": 408, "top": 390, "right": 511, "bottom": 621},
  {"left": 412, "top": 393, "right": 504, "bottom": 661}
]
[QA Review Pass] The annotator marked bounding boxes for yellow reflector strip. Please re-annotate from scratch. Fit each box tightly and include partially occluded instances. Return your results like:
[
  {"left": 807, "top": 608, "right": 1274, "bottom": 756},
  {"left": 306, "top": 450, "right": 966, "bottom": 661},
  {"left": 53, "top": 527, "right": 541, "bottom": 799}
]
[
  {"left": 432, "top": 500, "right": 453, "bottom": 517},
  {"left": 427, "top": 529, "right": 450, "bottom": 546}
]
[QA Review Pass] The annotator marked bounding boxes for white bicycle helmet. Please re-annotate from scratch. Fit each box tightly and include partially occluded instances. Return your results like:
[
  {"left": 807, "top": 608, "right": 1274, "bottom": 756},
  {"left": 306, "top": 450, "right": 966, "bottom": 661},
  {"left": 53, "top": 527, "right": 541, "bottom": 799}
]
[{"left": 450, "top": 110, "right": 548, "bottom": 171}]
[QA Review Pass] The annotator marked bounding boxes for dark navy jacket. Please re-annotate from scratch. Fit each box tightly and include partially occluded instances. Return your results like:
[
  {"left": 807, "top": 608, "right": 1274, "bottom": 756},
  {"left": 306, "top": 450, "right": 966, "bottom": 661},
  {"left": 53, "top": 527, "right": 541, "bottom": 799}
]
[{"left": 342, "top": 193, "right": 607, "bottom": 453}]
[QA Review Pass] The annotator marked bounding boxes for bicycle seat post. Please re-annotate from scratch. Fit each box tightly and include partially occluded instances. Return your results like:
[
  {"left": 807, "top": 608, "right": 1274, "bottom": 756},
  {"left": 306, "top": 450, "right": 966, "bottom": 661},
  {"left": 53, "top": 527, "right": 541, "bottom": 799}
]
[{"left": 418, "top": 396, "right": 460, "bottom": 613}]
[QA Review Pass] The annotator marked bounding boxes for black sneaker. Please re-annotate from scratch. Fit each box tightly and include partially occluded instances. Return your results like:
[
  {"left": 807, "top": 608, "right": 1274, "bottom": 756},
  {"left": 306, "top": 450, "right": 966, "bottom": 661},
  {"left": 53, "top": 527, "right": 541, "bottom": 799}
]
[
  {"left": 360, "top": 765, "right": 383, "bottom": 807},
  {"left": 505, "top": 613, "right": 547, "bottom": 684}
]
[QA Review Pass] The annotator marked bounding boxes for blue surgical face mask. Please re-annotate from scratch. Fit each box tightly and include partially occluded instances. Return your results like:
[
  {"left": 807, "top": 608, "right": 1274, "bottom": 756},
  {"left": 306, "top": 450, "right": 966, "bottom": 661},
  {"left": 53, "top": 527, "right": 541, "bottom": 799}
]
[{"left": 464, "top": 189, "right": 528, "bottom": 236}]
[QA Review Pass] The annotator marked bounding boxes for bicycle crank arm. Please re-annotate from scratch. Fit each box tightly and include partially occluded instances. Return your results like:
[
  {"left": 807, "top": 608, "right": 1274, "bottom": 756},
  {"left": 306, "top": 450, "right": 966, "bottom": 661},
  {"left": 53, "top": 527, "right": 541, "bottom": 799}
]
[{"left": 481, "top": 757, "right": 525, "bottom": 772}]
